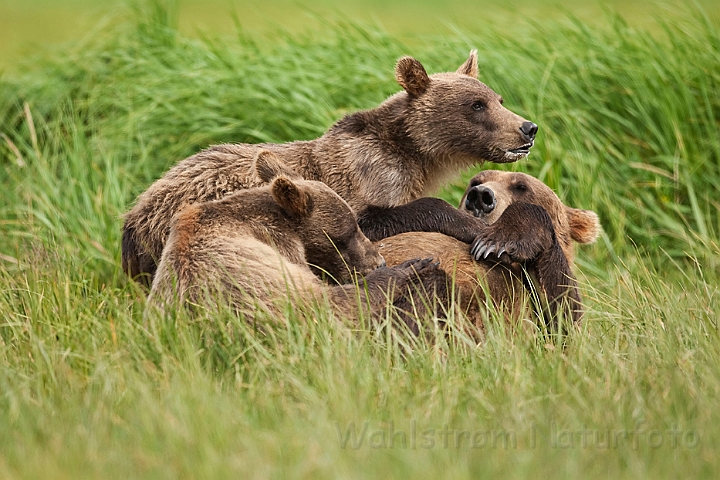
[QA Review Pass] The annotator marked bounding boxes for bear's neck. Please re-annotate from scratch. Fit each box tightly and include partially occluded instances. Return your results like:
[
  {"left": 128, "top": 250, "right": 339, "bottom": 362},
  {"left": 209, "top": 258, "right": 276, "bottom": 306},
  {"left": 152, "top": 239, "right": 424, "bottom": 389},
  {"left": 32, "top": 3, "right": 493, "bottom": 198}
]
[
  {"left": 329, "top": 95, "right": 432, "bottom": 163},
  {"left": 321, "top": 95, "right": 456, "bottom": 207}
]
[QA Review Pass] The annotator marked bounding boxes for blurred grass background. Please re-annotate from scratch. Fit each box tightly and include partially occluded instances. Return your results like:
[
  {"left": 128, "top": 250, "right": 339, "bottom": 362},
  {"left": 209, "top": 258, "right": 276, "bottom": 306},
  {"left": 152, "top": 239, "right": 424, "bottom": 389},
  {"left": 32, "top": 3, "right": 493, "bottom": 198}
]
[
  {"left": 3, "top": 0, "right": 720, "bottom": 66},
  {"left": 1, "top": 0, "right": 720, "bottom": 478}
]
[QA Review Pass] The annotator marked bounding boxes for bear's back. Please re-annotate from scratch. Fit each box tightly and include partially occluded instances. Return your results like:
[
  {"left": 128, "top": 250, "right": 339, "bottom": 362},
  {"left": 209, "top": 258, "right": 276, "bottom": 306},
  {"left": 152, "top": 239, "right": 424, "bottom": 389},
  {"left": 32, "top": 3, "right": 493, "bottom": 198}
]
[{"left": 375, "top": 232, "right": 525, "bottom": 326}]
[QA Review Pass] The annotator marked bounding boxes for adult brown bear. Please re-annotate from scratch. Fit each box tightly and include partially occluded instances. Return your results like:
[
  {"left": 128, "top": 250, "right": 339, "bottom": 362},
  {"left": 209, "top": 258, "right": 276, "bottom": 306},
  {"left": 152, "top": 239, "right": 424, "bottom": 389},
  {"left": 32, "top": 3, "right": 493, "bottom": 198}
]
[
  {"left": 147, "top": 150, "right": 438, "bottom": 322},
  {"left": 376, "top": 170, "right": 600, "bottom": 335},
  {"left": 123, "top": 51, "right": 537, "bottom": 286}
]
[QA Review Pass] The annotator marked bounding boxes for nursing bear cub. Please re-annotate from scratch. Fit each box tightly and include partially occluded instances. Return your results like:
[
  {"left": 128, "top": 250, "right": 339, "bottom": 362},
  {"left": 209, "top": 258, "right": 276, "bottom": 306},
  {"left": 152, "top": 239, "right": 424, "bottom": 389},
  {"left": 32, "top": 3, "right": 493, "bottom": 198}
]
[
  {"left": 377, "top": 170, "right": 600, "bottom": 333},
  {"left": 123, "top": 50, "right": 537, "bottom": 286},
  {"left": 147, "top": 151, "right": 437, "bottom": 321}
]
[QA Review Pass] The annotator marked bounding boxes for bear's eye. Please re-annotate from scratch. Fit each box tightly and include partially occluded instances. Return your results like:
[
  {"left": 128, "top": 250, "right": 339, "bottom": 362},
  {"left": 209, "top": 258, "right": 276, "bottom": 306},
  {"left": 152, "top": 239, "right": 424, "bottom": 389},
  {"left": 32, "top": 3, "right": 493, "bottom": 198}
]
[
  {"left": 469, "top": 179, "right": 481, "bottom": 187},
  {"left": 512, "top": 183, "right": 528, "bottom": 192},
  {"left": 471, "top": 101, "right": 486, "bottom": 112}
]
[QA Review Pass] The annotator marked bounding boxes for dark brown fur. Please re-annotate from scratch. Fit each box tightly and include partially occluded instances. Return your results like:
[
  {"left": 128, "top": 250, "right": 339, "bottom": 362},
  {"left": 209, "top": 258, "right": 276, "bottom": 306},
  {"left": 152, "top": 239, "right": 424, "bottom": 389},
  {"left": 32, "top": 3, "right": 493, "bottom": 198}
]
[
  {"left": 147, "top": 151, "right": 438, "bottom": 322},
  {"left": 123, "top": 51, "right": 537, "bottom": 285},
  {"left": 376, "top": 171, "right": 600, "bottom": 335}
]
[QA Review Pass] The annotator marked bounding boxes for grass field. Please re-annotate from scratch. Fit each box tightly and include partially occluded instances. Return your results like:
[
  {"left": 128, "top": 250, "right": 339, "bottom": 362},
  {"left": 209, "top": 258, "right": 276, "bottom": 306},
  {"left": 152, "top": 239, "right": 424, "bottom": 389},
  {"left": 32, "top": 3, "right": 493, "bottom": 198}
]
[{"left": 1, "top": 0, "right": 720, "bottom": 477}]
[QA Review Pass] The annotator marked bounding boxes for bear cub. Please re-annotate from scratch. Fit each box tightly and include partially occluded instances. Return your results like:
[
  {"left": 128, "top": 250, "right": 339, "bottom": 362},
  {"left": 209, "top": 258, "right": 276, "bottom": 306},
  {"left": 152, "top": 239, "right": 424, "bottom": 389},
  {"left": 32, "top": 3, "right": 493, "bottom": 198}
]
[
  {"left": 147, "top": 150, "right": 437, "bottom": 322},
  {"left": 377, "top": 170, "right": 600, "bottom": 334}
]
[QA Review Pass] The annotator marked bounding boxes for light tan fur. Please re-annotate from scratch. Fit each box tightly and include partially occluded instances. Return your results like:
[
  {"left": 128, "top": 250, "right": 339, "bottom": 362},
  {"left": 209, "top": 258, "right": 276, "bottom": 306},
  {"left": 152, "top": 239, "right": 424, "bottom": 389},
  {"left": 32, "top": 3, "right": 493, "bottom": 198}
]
[{"left": 147, "top": 152, "right": 438, "bottom": 323}]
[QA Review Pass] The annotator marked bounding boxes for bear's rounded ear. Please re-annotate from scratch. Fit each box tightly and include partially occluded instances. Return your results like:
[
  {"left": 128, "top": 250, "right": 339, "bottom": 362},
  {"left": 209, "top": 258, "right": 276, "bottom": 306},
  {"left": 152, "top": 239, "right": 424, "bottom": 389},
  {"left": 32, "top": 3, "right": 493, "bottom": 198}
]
[
  {"left": 395, "top": 56, "right": 430, "bottom": 97},
  {"left": 456, "top": 50, "right": 479, "bottom": 78},
  {"left": 271, "top": 176, "right": 314, "bottom": 217},
  {"left": 566, "top": 206, "right": 601, "bottom": 244},
  {"left": 253, "top": 149, "right": 302, "bottom": 183}
]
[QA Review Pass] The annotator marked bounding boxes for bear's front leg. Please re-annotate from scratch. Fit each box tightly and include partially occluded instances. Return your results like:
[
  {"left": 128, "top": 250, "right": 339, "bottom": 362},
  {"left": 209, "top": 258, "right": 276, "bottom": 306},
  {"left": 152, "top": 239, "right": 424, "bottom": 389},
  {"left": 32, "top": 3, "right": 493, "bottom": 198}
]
[
  {"left": 359, "top": 257, "right": 441, "bottom": 301},
  {"left": 357, "top": 198, "right": 487, "bottom": 243},
  {"left": 328, "top": 257, "right": 443, "bottom": 325},
  {"left": 531, "top": 242, "right": 584, "bottom": 328},
  {"left": 470, "top": 202, "right": 555, "bottom": 264}
]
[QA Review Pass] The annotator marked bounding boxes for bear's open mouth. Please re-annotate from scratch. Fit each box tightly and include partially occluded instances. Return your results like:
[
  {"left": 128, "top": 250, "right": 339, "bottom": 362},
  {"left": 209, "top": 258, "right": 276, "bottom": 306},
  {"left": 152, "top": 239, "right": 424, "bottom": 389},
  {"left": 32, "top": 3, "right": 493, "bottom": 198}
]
[
  {"left": 508, "top": 142, "right": 533, "bottom": 155},
  {"left": 503, "top": 142, "right": 533, "bottom": 161}
]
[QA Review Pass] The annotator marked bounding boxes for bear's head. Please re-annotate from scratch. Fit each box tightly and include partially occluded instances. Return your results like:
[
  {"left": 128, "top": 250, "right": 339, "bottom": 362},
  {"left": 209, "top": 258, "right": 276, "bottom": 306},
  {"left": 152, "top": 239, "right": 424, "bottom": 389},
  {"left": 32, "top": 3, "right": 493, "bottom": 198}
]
[
  {"left": 396, "top": 51, "right": 537, "bottom": 165},
  {"left": 460, "top": 170, "right": 601, "bottom": 262},
  {"left": 255, "top": 150, "right": 386, "bottom": 283}
]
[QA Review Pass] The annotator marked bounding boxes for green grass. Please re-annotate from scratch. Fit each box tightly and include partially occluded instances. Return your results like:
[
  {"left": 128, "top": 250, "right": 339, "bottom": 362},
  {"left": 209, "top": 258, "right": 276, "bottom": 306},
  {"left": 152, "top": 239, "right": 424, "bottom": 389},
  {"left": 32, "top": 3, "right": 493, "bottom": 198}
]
[{"left": 1, "top": 0, "right": 720, "bottom": 477}]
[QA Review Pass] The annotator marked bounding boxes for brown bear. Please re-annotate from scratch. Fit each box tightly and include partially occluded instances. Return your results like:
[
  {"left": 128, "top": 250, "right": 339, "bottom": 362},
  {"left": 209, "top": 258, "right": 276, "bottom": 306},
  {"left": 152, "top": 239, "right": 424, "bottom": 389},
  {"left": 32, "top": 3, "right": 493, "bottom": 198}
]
[
  {"left": 147, "top": 150, "right": 438, "bottom": 322},
  {"left": 123, "top": 50, "right": 537, "bottom": 286},
  {"left": 376, "top": 170, "right": 600, "bottom": 335}
]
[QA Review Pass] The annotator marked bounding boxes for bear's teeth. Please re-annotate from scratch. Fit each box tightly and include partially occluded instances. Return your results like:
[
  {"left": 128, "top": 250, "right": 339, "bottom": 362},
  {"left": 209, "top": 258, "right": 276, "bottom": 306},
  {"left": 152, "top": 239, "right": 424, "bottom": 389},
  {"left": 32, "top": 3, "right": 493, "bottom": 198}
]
[{"left": 504, "top": 150, "right": 528, "bottom": 160}]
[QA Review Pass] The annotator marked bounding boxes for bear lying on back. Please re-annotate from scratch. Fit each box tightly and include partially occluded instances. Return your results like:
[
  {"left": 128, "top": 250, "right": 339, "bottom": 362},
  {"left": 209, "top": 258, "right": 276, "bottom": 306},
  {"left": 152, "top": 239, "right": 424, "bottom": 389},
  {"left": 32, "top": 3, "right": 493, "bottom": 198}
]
[
  {"left": 147, "top": 151, "right": 437, "bottom": 322},
  {"left": 123, "top": 50, "right": 537, "bottom": 286},
  {"left": 377, "top": 170, "right": 600, "bottom": 334}
]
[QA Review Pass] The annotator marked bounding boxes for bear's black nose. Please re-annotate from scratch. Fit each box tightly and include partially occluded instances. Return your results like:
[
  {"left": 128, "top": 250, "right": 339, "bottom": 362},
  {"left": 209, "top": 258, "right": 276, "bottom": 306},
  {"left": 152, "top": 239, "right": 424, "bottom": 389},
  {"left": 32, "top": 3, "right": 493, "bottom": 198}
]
[
  {"left": 519, "top": 121, "right": 538, "bottom": 142},
  {"left": 465, "top": 185, "right": 496, "bottom": 216}
]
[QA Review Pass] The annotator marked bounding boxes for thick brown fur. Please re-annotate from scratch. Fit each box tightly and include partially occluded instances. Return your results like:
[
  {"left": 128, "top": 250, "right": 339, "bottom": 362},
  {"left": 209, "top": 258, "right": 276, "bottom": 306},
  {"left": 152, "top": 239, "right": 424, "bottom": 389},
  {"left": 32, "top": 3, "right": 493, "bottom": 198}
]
[
  {"left": 376, "top": 170, "right": 600, "bottom": 335},
  {"left": 123, "top": 51, "right": 537, "bottom": 285},
  {"left": 147, "top": 151, "right": 438, "bottom": 322}
]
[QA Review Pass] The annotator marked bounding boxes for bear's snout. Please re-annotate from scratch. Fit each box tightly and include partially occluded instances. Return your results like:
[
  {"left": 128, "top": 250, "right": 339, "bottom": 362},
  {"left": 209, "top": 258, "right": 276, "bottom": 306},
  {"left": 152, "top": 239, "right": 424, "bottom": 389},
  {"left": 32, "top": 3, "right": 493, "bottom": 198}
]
[
  {"left": 519, "top": 121, "right": 538, "bottom": 142},
  {"left": 465, "top": 185, "right": 496, "bottom": 217}
]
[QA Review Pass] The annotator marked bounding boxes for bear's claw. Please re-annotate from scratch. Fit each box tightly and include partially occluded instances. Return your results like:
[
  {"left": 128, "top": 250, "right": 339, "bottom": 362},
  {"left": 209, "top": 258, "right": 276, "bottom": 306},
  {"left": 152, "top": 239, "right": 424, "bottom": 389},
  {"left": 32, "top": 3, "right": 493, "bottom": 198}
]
[
  {"left": 471, "top": 240, "right": 502, "bottom": 261},
  {"left": 471, "top": 241, "right": 486, "bottom": 260}
]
